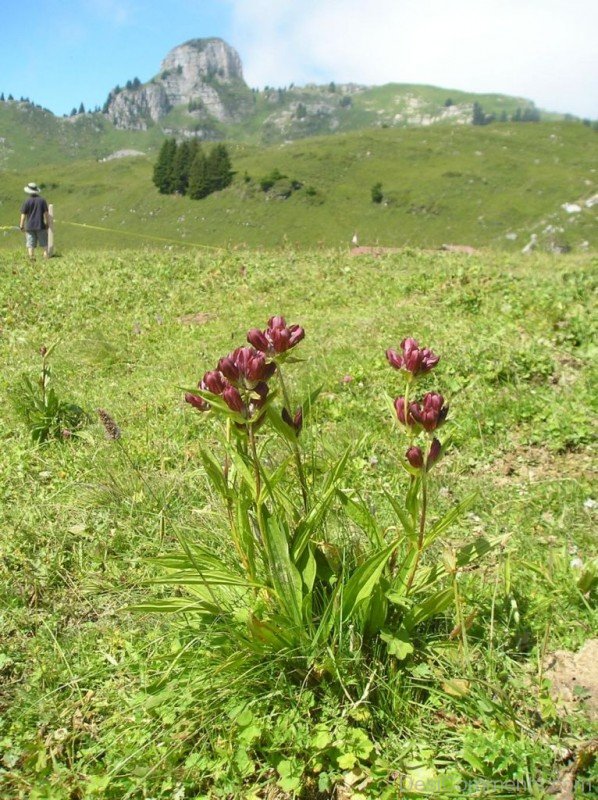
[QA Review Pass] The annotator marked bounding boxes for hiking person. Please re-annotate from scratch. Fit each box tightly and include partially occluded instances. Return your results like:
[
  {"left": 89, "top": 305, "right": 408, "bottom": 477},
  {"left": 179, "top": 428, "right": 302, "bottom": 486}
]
[{"left": 19, "top": 182, "right": 50, "bottom": 260}]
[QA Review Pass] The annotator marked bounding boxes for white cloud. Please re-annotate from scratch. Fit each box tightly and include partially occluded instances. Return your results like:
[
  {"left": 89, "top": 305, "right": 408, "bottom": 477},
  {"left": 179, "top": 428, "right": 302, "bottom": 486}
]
[{"left": 225, "top": 0, "right": 598, "bottom": 116}]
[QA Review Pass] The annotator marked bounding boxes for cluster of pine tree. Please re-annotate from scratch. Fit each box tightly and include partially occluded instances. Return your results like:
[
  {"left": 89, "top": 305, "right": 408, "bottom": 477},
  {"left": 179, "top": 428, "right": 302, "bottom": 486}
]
[{"left": 152, "top": 139, "right": 234, "bottom": 199}]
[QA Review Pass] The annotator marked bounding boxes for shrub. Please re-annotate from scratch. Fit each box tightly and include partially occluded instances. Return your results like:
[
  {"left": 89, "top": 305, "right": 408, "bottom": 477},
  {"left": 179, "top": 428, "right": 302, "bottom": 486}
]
[{"left": 371, "top": 182, "right": 384, "bottom": 203}]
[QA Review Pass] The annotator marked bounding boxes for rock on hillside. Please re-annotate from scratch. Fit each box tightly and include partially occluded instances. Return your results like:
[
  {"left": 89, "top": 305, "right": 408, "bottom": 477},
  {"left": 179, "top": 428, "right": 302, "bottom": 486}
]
[{"left": 105, "top": 38, "right": 251, "bottom": 130}]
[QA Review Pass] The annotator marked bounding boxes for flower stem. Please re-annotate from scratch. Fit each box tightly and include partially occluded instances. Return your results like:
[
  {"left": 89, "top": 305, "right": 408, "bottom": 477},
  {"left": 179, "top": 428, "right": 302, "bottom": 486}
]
[
  {"left": 277, "top": 366, "right": 309, "bottom": 512},
  {"left": 248, "top": 423, "right": 262, "bottom": 500},
  {"left": 406, "top": 469, "right": 427, "bottom": 593}
]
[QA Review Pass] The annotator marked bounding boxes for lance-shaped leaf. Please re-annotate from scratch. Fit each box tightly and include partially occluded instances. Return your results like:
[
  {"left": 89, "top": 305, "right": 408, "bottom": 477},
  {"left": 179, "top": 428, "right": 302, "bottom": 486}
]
[
  {"left": 341, "top": 541, "right": 398, "bottom": 622},
  {"left": 401, "top": 586, "right": 454, "bottom": 632},
  {"left": 199, "top": 447, "right": 229, "bottom": 499},
  {"left": 337, "top": 491, "right": 386, "bottom": 549},
  {"left": 423, "top": 492, "right": 478, "bottom": 547},
  {"left": 259, "top": 507, "right": 304, "bottom": 626},
  {"left": 384, "top": 489, "right": 416, "bottom": 540}
]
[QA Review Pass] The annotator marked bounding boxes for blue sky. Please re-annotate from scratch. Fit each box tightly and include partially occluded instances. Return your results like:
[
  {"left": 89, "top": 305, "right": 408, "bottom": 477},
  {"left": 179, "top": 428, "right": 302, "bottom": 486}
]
[{"left": 1, "top": 0, "right": 596, "bottom": 118}]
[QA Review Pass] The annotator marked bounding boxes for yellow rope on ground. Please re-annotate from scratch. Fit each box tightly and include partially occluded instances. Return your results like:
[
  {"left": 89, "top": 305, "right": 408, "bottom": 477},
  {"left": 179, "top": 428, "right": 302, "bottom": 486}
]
[{"left": 59, "top": 220, "right": 225, "bottom": 250}]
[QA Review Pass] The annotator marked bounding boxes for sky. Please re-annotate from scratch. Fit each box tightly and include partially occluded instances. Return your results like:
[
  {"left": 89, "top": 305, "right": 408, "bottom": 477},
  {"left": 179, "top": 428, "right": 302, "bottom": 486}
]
[{"left": 0, "top": 0, "right": 596, "bottom": 119}]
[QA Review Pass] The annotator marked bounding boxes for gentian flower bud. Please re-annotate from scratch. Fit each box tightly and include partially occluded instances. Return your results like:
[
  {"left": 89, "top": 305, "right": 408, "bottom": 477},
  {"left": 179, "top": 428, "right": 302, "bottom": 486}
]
[
  {"left": 282, "top": 406, "right": 303, "bottom": 435},
  {"left": 427, "top": 438, "right": 442, "bottom": 468},
  {"left": 410, "top": 392, "right": 448, "bottom": 432},
  {"left": 250, "top": 381, "right": 269, "bottom": 407},
  {"left": 386, "top": 348, "right": 404, "bottom": 370},
  {"left": 386, "top": 338, "right": 439, "bottom": 377},
  {"left": 247, "top": 316, "right": 305, "bottom": 356},
  {"left": 223, "top": 385, "right": 244, "bottom": 414},
  {"left": 246, "top": 328, "right": 270, "bottom": 352},
  {"left": 268, "top": 315, "right": 286, "bottom": 329},
  {"left": 185, "top": 392, "right": 210, "bottom": 412},
  {"left": 394, "top": 396, "right": 420, "bottom": 429},
  {"left": 202, "top": 370, "right": 227, "bottom": 395},
  {"left": 218, "top": 355, "right": 240, "bottom": 384},
  {"left": 406, "top": 446, "right": 424, "bottom": 469},
  {"left": 247, "top": 352, "right": 276, "bottom": 383}
]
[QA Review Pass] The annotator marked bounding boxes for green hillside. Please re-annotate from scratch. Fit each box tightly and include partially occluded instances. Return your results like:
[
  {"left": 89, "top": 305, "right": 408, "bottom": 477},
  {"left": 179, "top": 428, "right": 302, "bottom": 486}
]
[
  {"left": 0, "top": 81, "right": 565, "bottom": 170},
  {"left": 1, "top": 121, "right": 596, "bottom": 253}
]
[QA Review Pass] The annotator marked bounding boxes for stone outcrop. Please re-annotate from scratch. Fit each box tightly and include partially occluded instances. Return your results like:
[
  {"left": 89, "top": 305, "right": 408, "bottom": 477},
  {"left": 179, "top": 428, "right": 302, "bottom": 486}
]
[{"left": 105, "top": 38, "right": 251, "bottom": 130}]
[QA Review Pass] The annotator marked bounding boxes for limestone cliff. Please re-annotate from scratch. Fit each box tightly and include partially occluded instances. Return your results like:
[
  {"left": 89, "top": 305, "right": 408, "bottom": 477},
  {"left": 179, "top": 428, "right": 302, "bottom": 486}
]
[{"left": 105, "top": 38, "right": 252, "bottom": 130}]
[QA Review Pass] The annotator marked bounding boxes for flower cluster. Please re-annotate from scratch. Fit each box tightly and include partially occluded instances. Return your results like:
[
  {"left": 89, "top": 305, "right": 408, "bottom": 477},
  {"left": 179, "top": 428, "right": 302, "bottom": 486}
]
[
  {"left": 386, "top": 337, "right": 439, "bottom": 377},
  {"left": 393, "top": 392, "right": 449, "bottom": 433},
  {"left": 388, "top": 338, "right": 447, "bottom": 473},
  {"left": 247, "top": 316, "right": 305, "bottom": 358},
  {"left": 185, "top": 316, "right": 305, "bottom": 430}
]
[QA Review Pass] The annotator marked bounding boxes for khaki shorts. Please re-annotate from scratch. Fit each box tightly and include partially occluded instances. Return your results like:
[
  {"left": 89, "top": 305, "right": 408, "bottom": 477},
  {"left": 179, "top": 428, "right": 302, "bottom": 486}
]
[{"left": 25, "top": 230, "right": 48, "bottom": 249}]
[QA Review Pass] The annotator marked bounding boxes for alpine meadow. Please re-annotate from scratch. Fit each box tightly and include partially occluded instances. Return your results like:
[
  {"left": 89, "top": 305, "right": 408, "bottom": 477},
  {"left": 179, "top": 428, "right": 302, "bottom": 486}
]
[{"left": 0, "top": 34, "right": 597, "bottom": 800}]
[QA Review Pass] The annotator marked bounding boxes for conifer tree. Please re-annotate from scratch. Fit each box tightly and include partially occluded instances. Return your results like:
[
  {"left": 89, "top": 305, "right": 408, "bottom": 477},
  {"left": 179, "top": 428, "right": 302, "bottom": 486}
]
[
  {"left": 172, "top": 140, "right": 193, "bottom": 194},
  {"left": 153, "top": 138, "right": 177, "bottom": 194},
  {"left": 206, "top": 143, "right": 233, "bottom": 192},
  {"left": 472, "top": 102, "right": 487, "bottom": 126},
  {"left": 188, "top": 147, "right": 210, "bottom": 200}
]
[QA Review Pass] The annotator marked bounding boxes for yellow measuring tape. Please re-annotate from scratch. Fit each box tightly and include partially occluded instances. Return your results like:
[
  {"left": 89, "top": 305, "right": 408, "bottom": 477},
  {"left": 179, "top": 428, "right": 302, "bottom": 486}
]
[{"left": 60, "top": 220, "right": 225, "bottom": 251}]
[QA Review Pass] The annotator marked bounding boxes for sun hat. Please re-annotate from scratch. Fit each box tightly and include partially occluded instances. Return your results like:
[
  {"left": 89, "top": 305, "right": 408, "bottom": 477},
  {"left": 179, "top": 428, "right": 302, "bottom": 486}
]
[{"left": 24, "top": 182, "right": 41, "bottom": 195}]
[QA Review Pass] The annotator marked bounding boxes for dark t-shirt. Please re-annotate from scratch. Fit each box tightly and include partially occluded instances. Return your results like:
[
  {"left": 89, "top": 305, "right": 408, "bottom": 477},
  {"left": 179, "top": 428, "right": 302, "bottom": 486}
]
[{"left": 20, "top": 195, "right": 48, "bottom": 231}]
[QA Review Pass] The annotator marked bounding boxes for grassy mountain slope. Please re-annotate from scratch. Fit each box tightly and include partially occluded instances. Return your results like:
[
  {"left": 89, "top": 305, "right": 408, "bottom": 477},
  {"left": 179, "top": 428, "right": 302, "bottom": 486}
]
[
  {"left": 0, "top": 101, "right": 162, "bottom": 170},
  {"left": 1, "top": 120, "right": 596, "bottom": 253},
  {"left": 0, "top": 81, "right": 560, "bottom": 170}
]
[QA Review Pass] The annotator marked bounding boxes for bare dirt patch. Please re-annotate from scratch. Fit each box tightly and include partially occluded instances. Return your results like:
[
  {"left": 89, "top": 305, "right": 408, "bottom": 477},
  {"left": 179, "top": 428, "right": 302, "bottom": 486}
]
[
  {"left": 482, "top": 444, "right": 596, "bottom": 487},
  {"left": 350, "top": 246, "right": 402, "bottom": 257},
  {"left": 544, "top": 639, "right": 598, "bottom": 721},
  {"left": 177, "top": 312, "right": 215, "bottom": 326}
]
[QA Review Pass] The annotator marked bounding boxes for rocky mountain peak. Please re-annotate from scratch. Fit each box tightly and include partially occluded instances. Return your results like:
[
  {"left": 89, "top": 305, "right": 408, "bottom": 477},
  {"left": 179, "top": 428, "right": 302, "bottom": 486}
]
[
  {"left": 161, "top": 38, "right": 244, "bottom": 89},
  {"left": 105, "top": 37, "right": 249, "bottom": 131}
]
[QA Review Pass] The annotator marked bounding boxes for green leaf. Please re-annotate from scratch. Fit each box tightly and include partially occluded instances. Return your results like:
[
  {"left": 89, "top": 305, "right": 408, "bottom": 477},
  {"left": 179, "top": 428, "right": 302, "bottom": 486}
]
[
  {"left": 337, "top": 752, "right": 357, "bottom": 770},
  {"left": 338, "top": 491, "right": 385, "bottom": 548},
  {"left": 381, "top": 628, "right": 414, "bottom": 660},
  {"left": 384, "top": 489, "right": 416, "bottom": 539},
  {"left": 388, "top": 547, "right": 418, "bottom": 599},
  {"left": 577, "top": 559, "right": 598, "bottom": 593},
  {"left": 402, "top": 587, "right": 454, "bottom": 631},
  {"left": 405, "top": 476, "right": 421, "bottom": 522},
  {"left": 423, "top": 492, "right": 478, "bottom": 547},
  {"left": 311, "top": 726, "right": 333, "bottom": 751},
  {"left": 455, "top": 536, "right": 495, "bottom": 568},
  {"left": 297, "top": 544, "right": 317, "bottom": 594},
  {"left": 265, "top": 404, "right": 297, "bottom": 443},
  {"left": 234, "top": 489, "right": 257, "bottom": 578},
  {"left": 277, "top": 758, "right": 302, "bottom": 792},
  {"left": 291, "top": 482, "right": 339, "bottom": 560},
  {"left": 299, "top": 385, "right": 323, "bottom": 421},
  {"left": 127, "top": 599, "right": 218, "bottom": 614},
  {"left": 260, "top": 508, "right": 304, "bottom": 626},
  {"left": 363, "top": 582, "right": 388, "bottom": 635},
  {"left": 199, "top": 448, "right": 228, "bottom": 499},
  {"left": 342, "top": 541, "right": 397, "bottom": 622}
]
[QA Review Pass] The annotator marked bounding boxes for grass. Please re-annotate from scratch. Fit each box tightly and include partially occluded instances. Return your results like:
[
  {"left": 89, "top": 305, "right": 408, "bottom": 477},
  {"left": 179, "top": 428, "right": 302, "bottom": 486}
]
[
  {"left": 0, "top": 246, "right": 596, "bottom": 798},
  {"left": 1, "top": 121, "right": 597, "bottom": 254}
]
